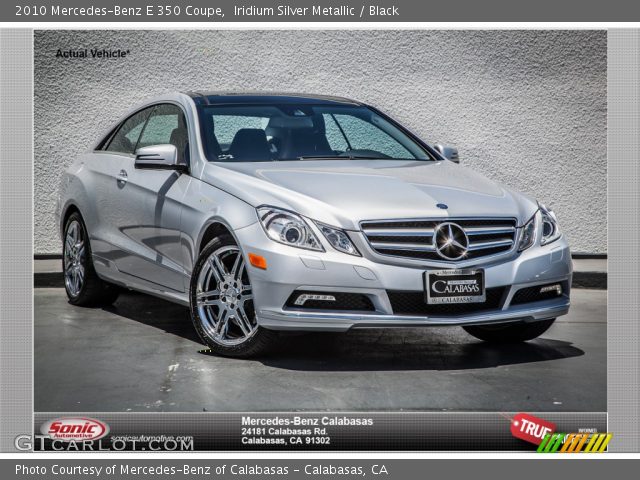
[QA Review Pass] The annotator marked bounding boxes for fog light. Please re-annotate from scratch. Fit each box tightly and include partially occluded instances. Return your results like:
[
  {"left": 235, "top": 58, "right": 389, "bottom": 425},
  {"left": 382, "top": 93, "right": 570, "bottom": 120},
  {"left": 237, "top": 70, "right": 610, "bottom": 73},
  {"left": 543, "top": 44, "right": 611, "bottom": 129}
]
[
  {"left": 540, "top": 284, "right": 562, "bottom": 295},
  {"left": 248, "top": 253, "right": 267, "bottom": 270},
  {"left": 294, "top": 294, "right": 336, "bottom": 306}
]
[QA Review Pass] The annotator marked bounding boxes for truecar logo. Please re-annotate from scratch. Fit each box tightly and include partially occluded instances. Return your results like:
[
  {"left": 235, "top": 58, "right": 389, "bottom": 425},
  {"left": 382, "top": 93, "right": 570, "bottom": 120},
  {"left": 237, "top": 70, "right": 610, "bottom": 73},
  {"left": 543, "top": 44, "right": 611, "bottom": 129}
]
[
  {"left": 508, "top": 412, "right": 613, "bottom": 453},
  {"left": 510, "top": 413, "right": 556, "bottom": 445}
]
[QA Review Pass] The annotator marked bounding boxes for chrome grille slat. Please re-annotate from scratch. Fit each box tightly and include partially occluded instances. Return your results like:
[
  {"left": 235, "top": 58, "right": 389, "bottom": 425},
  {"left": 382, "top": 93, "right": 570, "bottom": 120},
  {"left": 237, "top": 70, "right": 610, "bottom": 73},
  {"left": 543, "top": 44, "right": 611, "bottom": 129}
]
[
  {"left": 361, "top": 218, "right": 517, "bottom": 262},
  {"left": 370, "top": 242, "right": 436, "bottom": 252},
  {"left": 363, "top": 228, "right": 435, "bottom": 237},
  {"left": 467, "top": 239, "right": 514, "bottom": 251},
  {"left": 465, "top": 226, "right": 515, "bottom": 236}
]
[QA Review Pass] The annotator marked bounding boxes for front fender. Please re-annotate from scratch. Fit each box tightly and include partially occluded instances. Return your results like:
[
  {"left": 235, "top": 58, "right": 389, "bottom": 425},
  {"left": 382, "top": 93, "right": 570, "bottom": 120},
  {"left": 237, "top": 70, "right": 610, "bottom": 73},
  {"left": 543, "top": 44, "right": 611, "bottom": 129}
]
[{"left": 179, "top": 178, "right": 258, "bottom": 274}]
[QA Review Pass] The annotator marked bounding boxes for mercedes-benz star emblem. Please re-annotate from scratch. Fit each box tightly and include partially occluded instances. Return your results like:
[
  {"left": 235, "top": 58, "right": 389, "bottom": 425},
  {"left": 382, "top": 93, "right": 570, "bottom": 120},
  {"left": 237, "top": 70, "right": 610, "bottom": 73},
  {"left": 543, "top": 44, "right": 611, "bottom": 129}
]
[{"left": 433, "top": 222, "right": 469, "bottom": 260}]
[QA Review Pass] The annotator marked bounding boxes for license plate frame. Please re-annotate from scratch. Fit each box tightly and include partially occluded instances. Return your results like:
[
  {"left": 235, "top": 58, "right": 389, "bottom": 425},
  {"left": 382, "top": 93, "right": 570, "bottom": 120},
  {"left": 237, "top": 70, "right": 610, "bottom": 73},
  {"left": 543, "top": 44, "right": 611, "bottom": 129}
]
[{"left": 424, "top": 269, "right": 486, "bottom": 305}]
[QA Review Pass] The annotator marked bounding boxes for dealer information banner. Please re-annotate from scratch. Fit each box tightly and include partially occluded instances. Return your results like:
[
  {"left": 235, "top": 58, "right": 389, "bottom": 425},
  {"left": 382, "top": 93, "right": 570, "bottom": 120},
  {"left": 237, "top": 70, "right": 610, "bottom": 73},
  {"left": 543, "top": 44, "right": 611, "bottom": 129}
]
[{"left": 29, "top": 413, "right": 607, "bottom": 451}]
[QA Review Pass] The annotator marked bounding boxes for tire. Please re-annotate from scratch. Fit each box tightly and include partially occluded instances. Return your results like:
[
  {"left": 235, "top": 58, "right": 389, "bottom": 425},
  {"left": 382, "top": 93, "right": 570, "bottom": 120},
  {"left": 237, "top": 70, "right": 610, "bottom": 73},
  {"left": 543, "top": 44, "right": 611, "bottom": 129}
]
[
  {"left": 63, "top": 212, "right": 120, "bottom": 307},
  {"left": 189, "top": 234, "right": 276, "bottom": 358},
  {"left": 463, "top": 319, "right": 556, "bottom": 343}
]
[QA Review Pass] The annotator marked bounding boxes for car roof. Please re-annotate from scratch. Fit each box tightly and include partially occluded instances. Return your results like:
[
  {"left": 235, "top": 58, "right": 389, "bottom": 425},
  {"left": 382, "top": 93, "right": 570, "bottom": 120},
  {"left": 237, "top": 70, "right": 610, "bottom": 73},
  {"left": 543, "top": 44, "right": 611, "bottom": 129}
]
[{"left": 185, "top": 91, "right": 363, "bottom": 106}]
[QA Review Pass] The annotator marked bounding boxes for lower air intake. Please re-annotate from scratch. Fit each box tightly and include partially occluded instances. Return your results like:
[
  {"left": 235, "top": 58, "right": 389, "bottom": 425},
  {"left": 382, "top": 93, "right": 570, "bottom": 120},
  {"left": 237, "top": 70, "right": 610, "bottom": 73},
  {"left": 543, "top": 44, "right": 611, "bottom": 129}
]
[
  {"left": 285, "top": 291, "right": 375, "bottom": 311},
  {"left": 387, "top": 287, "right": 507, "bottom": 316}
]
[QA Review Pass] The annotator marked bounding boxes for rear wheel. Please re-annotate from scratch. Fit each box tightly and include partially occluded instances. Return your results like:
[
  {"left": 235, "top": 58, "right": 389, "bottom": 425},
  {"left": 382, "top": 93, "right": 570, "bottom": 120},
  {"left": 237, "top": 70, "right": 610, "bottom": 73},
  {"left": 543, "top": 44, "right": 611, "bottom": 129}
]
[
  {"left": 463, "top": 319, "right": 556, "bottom": 343},
  {"left": 189, "top": 234, "right": 276, "bottom": 358},
  {"left": 63, "top": 212, "right": 120, "bottom": 307}
]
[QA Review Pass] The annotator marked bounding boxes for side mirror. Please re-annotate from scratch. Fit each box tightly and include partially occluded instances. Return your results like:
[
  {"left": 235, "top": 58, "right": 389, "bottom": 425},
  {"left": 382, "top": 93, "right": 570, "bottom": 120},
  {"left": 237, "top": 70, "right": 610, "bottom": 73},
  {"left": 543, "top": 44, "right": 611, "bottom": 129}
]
[
  {"left": 134, "top": 144, "right": 186, "bottom": 171},
  {"left": 434, "top": 144, "right": 460, "bottom": 163}
]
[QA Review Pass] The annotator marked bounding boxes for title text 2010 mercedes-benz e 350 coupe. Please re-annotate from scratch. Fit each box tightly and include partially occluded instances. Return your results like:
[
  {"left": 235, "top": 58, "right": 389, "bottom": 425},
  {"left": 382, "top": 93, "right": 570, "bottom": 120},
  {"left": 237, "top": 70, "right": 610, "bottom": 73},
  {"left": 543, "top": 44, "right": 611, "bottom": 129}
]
[{"left": 56, "top": 92, "right": 571, "bottom": 357}]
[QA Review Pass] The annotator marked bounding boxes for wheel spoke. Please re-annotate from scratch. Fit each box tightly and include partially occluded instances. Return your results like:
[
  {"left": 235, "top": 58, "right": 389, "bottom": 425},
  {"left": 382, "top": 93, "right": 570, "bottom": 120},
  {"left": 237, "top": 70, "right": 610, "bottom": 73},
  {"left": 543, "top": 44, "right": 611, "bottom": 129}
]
[
  {"left": 200, "top": 298, "right": 224, "bottom": 308},
  {"left": 215, "top": 309, "right": 229, "bottom": 336},
  {"left": 196, "top": 289, "right": 220, "bottom": 300},
  {"left": 235, "top": 305, "right": 253, "bottom": 336},
  {"left": 71, "top": 222, "right": 79, "bottom": 242},
  {"left": 213, "top": 255, "right": 228, "bottom": 277},
  {"left": 208, "top": 254, "right": 229, "bottom": 284},
  {"left": 206, "top": 258, "right": 222, "bottom": 283},
  {"left": 72, "top": 269, "right": 80, "bottom": 293},
  {"left": 231, "top": 254, "right": 243, "bottom": 280},
  {"left": 65, "top": 234, "right": 74, "bottom": 252},
  {"left": 201, "top": 268, "right": 215, "bottom": 293}
]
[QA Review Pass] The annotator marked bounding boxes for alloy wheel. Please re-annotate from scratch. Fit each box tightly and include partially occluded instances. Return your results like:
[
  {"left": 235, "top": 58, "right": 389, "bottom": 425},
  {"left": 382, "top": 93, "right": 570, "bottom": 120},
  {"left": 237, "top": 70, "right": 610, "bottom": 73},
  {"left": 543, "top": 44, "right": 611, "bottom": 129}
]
[
  {"left": 63, "top": 219, "right": 86, "bottom": 297},
  {"left": 195, "top": 245, "right": 257, "bottom": 346}
]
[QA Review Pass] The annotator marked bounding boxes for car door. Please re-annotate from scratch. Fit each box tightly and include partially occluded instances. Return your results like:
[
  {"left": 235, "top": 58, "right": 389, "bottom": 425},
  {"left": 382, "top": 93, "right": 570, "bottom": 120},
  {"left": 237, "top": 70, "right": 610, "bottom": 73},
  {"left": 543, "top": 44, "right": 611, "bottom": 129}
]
[
  {"left": 87, "top": 106, "right": 154, "bottom": 269},
  {"left": 111, "top": 103, "right": 191, "bottom": 292}
]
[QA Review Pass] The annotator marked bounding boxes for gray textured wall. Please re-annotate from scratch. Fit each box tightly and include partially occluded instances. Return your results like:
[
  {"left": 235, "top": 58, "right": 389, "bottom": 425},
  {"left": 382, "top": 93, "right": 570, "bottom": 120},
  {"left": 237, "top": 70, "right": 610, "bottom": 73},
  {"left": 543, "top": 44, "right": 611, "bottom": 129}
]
[{"left": 34, "top": 30, "right": 607, "bottom": 254}]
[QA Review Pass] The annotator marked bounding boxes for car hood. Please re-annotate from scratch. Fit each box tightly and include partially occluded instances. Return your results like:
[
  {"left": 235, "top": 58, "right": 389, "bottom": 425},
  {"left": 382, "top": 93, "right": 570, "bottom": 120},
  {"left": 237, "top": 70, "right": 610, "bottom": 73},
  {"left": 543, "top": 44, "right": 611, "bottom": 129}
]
[{"left": 201, "top": 160, "right": 538, "bottom": 230}]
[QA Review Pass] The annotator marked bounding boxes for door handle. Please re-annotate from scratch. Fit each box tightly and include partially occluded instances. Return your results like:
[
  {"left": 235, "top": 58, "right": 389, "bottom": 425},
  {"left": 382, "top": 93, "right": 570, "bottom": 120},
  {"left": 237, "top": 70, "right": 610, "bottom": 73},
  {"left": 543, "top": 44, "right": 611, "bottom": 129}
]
[{"left": 117, "top": 169, "right": 128, "bottom": 186}]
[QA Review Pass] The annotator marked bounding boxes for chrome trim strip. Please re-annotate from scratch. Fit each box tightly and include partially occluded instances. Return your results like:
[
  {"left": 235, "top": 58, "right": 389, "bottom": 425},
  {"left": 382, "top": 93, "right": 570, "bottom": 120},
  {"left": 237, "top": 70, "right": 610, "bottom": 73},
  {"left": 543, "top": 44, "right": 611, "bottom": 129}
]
[
  {"left": 467, "top": 239, "right": 514, "bottom": 251},
  {"left": 465, "top": 226, "right": 516, "bottom": 235},
  {"left": 370, "top": 242, "right": 436, "bottom": 252},
  {"left": 259, "top": 299, "right": 570, "bottom": 328},
  {"left": 362, "top": 228, "right": 435, "bottom": 237}
]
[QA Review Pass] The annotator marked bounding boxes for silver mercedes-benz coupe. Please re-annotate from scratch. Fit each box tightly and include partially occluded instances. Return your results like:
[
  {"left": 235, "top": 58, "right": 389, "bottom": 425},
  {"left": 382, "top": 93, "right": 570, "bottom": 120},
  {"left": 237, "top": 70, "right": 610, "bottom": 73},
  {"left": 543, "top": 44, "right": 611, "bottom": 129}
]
[{"left": 56, "top": 92, "right": 571, "bottom": 357}]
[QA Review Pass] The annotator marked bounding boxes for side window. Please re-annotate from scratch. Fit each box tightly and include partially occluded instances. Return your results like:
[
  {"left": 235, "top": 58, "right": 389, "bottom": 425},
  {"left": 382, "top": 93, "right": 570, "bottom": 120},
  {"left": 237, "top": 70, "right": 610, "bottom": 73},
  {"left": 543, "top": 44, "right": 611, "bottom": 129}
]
[
  {"left": 137, "top": 104, "right": 188, "bottom": 163},
  {"left": 96, "top": 125, "right": 120, "bottom": 150},
  {"left": 105, "top": 107, "right": 154, "bottom": 155}
]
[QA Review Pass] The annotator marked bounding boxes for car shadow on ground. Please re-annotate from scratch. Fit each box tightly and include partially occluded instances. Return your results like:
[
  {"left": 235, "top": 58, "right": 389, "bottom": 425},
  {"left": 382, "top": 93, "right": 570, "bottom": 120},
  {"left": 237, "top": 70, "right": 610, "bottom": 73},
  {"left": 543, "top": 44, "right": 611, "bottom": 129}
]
[
  {"left": 104, "top": 291, "right": 585, "bottom": 372},
  {"left": 101, "top": 292, "right": 200, "bottom": 343},
  {"left": 251, "top": 332, "right": 584, "bottom": 372}
]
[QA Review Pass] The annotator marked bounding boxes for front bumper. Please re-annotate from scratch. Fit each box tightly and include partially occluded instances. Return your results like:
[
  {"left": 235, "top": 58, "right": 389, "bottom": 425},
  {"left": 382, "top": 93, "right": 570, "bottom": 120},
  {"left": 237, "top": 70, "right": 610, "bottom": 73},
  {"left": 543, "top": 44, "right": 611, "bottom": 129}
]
[{"left": 234, "top": 222, "right": 572, "bottom": 332}]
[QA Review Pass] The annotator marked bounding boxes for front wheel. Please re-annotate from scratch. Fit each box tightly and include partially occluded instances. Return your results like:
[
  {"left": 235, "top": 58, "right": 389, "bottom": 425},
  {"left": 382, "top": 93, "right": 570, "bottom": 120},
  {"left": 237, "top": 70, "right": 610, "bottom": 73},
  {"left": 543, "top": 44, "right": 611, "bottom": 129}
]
[
  {"left": 189, "top": 234, "right": 276, "bottom": 358},
  {"left": 463, "top": 319, "right": 556, "bottom": 343}
]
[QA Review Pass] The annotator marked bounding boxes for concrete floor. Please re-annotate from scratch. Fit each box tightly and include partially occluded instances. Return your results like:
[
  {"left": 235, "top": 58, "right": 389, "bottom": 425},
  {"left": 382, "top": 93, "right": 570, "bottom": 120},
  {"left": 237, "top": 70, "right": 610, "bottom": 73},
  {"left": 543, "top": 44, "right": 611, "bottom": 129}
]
[{"left": 35, "top": 288, "right": 606, "bottom": 413}]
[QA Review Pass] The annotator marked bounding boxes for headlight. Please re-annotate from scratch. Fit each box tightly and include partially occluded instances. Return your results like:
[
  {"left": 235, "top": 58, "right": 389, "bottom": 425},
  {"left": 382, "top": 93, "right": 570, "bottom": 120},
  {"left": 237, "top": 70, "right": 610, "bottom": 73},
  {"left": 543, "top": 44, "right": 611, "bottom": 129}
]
[
  {"left": 257, "top": 206, "right": 323, "bottom": 251},
  {"left": 518, "top": 214, "right": 537, "bottom": 252},
  {"left": 540, "top": 204, "right": 561, "bottom": 245},
  {"left": 317, "top": 222, "right": 360, "bottom": 256}
]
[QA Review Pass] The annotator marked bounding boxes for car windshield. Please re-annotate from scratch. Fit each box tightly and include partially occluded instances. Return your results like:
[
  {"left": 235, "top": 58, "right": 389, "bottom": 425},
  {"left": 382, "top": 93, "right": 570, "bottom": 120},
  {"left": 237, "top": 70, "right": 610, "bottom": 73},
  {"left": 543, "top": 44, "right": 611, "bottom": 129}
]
[{"left": 197, "top": 103, "right": 433, "bottom": 162}]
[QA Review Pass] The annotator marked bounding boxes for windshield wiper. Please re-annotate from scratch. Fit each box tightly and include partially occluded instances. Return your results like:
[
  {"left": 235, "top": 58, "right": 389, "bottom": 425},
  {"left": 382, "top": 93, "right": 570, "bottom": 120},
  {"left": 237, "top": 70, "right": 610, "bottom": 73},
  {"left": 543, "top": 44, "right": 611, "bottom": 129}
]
[
  {"left": 297, "top": 155, "right": 345, "bottom": 160},
  {"left": 297, "top": 155, "right": 389, "bottom": 161}
]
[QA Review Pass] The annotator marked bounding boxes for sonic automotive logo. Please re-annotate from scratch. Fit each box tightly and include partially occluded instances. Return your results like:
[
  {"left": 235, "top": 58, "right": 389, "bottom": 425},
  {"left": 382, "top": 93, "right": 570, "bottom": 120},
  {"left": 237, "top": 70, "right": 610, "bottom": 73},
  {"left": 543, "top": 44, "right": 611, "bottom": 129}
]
[{"left": 40, "top": 417, "right": 109, "bottom": 442}]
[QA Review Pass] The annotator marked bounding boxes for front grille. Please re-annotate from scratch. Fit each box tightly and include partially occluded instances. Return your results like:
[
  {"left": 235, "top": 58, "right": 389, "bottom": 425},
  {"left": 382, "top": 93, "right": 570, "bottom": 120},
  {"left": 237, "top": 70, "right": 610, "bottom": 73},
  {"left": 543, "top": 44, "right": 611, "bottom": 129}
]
[
  {"left": 285, "top": 291, "right": 375, "bottom": 311},
  {"left": 361, "top": 218, "right": 517, "bottom": 262},
  {"left": 511, "top": 283, "right": 564, "bottom": 305},
  {"left": 387, "top": 287, "right": 507, "bottom": 316}
]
